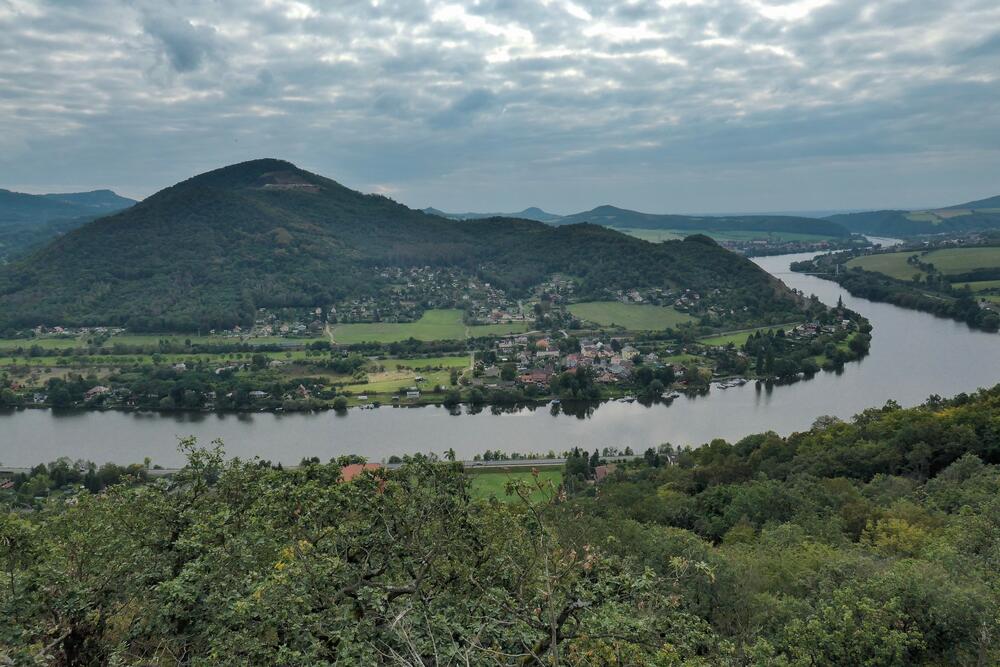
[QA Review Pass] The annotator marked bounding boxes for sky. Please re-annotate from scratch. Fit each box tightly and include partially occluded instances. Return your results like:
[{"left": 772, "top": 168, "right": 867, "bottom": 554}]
[{"left": 1, "top": 0, "right": 998, "bottom": 214}]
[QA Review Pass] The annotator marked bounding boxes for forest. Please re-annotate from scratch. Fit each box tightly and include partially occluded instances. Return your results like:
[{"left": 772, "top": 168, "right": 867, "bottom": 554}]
[
  {"left": 0, "top": 160, "right": 800, "bottom": 333},
  {"left": 2, "top": 384, "right": 999, "bottom": 664}
]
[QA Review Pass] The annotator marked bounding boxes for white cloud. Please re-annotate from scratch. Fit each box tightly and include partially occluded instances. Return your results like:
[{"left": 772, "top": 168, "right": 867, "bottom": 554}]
[{"left": 0, "top": 0, "right": 997, "bottom": 211}]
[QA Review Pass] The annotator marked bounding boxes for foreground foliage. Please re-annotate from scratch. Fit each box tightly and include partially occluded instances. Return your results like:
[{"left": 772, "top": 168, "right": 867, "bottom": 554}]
[{"left": 3, "top": 385, "right": 1000, "bottom": 664}]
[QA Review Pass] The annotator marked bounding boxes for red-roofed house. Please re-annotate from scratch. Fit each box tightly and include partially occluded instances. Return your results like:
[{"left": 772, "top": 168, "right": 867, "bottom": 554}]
[{"left": 339, "top": 463, "right": 383, "bottom": 483}]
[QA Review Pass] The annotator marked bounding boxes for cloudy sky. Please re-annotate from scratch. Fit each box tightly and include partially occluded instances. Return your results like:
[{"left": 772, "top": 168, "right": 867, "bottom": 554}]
[{"left": 1, "top": 0, "right": 998, "bottom": 213}]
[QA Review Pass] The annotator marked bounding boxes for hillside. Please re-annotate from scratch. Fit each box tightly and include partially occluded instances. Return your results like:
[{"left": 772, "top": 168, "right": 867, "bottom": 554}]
[
  {"left": 828, "top": 193, "right": 1000, "bottom": 236},
  {"left": 0, "top": 188, "right": 135, "bottom": 261},
  {"left": 949, "top": 193, "right": 1000, "bottom": 210},
  {"left": 0, "top": 159, "right": 799, "bottom": 332}
]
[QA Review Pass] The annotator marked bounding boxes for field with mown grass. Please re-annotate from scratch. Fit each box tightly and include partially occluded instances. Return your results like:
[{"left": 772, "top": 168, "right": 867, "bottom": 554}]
[
  {"left": 568, "top": 301, "right": 694, "bottom": 330},
  {"left": 847, "top": 246, "right": 1000, "bottom": 281},
  {"left": 961, "top": 279, "right": 1000, "bottom": 292},
  {"left": 330, "top": 309, "right": 528, "bottom": 344},
  {"left": 466, "top": 467, "right": 563, "bottom": 503},
  {"left": 699, "top": 323, "right": 803, "bottom": 347}
]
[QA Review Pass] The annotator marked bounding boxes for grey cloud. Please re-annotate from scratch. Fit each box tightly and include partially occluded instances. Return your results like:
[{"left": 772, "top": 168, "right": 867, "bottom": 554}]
[
  {"left": 429, "top": 89, "right": 498, "bottom": 129},
  {"left": 143, "top": 12, "right": 219, "bottom": 73},
  {"left": 0, "top": 0, "right": 998, "bottom": 213}
]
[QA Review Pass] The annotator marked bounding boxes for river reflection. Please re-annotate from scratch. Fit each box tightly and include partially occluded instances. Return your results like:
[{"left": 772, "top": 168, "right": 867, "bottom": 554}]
[{"left": 2, "top": 244, "right": 998, "bottom": 467}]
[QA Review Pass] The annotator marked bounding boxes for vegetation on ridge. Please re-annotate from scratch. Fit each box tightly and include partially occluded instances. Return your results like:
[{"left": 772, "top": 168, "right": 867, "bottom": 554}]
[
  {"left": 3, "top": 385, "right": 1000, "bottom": 663},
  {"left": 0, "top": 160, "right": 800, "bottom": 333}
]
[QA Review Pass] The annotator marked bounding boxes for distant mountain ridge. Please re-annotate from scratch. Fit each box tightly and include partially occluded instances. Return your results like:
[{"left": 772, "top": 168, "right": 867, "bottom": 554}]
[
  {"left": 0, "top": 188, "right": 136, "bottom": 261},
  {"left": 423, "top": 206, "right": 561, "bottom": 222},
  {"left": 827, "top": 192, "right": 1000, "bottom": 236},
  {"left": 424, "top": 203, "right": 852, "bottom": 237},
  {"left": 0, "top": 159, "right": 799, "bottom": 332},
  {"left": 548, "top": 205, "right": 852, "bottom": 237}
]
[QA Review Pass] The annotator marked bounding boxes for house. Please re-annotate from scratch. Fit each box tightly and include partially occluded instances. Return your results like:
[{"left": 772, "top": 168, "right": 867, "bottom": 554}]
[
  {"left": 520, "top": 368, "right": 554, "bottom": 386},
  {"left": 84, "top": 386, "right": 111, "bottom": 401},
  {"left": 339, "top": 463, "right": 383, "bottom": 483},
  {"left": 406, "top": 390, "right": 421, "bottom": 399},
  {"left": 249, "top": 390, "right": 269, "bottom": 400}
]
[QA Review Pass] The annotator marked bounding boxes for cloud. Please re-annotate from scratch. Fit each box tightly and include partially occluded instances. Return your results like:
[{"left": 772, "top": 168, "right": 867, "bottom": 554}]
[
  {"left": 142, "top": 12, "right": 219, "bottom": 73},
  {"left": 0, "top": 0, "right": 998, "bottom": 212},
  {"left": 429, "top": 89, "right": 498, "bottom": 129}
]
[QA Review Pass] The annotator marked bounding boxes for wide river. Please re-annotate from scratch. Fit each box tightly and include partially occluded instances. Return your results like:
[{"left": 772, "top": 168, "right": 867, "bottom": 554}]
[{"left": 2, "top": 241, "right": 998, "bottom": 467}]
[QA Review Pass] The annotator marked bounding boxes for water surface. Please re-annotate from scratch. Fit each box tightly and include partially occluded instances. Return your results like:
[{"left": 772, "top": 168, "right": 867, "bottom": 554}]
[{"left": 3, "top": 242, "right": 997, "bottom": 467}]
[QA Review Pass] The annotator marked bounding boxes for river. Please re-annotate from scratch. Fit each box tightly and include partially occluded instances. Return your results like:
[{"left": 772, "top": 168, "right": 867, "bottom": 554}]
[{"left": 2, "top": 241, "right": 998, "bottom": 467}]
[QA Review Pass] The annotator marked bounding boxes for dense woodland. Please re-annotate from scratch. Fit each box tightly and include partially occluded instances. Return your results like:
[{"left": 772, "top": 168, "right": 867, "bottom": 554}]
[
  {"left": 3, "top": 385, "right": 1000, "bottom": 664},
  {"left": 0, "top": 189, "right": 134, "bottom": 262},
  {"left": 0, "top": 160, "right": 800, "bottom": 332}
]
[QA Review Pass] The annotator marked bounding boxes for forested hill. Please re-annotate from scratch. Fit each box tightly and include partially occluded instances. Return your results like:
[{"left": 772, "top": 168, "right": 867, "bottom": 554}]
[
  {"left": 0, "top": 188, "right": 134, "bottom": 222},
  {"left": 0, "top": 188, "right": 135, "bottom": 261},
  {"left": 0, "top": 159, "right": 797, "bottom": 332},
  {"left": 827, "top": 192, "right": 1000, "bottom": 236}
]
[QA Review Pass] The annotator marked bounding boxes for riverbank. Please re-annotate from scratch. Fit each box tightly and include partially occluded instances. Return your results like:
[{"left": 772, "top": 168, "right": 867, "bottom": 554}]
[{"left": 3, "top": 250, "right": 999, "bottom": 467}]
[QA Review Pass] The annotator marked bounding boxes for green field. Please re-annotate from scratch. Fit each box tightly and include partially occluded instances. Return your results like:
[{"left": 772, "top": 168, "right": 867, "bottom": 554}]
[
  {"left": 568, "top": 301, "right": 694, "bottom": 330},
  {"left": 848, "top": 247, "right": 1000, "bottom": 281},
  {"left": 467, "top": 468, "right": 563, "bottom": 503},
  {"left": 342, "top": 370, "right": 453, "bottom": 395},
  {"left": 329, "top": 309, "right": 528, "bottom": 344},
  {"left": 385, "top": 355, "right": 471, "bottom": 369},
  {"left": 846, "top": 252, "right": 921, "bottom": 279},
  {"left": 0, "top": 333, "right": 327, "bottom": 352},
  {"left": 0, "top": 337, "right": 85, "bottom": 350},
  {"left": 699, "top": 323, "right": 801, "bottom": 347},
  {"left": 619, "top": 228, "right": 834, "bottom": 244},
  {"left": 961, "top": 280, "right": 1000, "bottom": 292}
]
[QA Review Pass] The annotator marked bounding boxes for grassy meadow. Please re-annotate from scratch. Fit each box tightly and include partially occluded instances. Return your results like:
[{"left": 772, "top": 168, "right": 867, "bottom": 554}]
[
  {"left": 699, "top": 323, "right": 802, "bottom": 347},
  {"left": 466, "top": 467, "right": 563, "bottom": 503},
  {"left": 848, "top": 247, "right": 1000, "bottom": 281},
  {"left": 568, "top": 301, "right": 694, "bottom": 330},
  {"left": 329, "top": 309, "right": 528, "bottom": 344}
]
